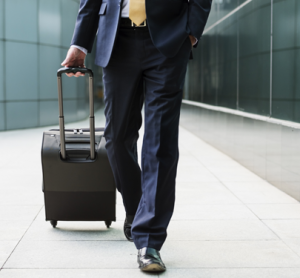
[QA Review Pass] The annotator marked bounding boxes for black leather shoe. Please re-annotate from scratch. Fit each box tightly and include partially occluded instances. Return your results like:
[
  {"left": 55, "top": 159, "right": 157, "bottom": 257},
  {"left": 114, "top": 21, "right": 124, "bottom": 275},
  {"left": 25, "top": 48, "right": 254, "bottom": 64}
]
[
  {"left": 137, "top": 247, "right": 166, "bottom": 272},
  {"left": 124, "top": 215, "right": 134, "bottom": 242}
]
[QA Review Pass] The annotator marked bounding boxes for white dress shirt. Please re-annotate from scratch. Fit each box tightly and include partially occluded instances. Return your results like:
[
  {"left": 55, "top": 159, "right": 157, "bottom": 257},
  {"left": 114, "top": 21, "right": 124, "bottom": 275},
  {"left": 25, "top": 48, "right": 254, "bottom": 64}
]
[
  {"left": 71, "top": 0, "right": 196, "bottom": 55},
  {"left": 121, "top": 0, "right": 130, "bottom": 17}
]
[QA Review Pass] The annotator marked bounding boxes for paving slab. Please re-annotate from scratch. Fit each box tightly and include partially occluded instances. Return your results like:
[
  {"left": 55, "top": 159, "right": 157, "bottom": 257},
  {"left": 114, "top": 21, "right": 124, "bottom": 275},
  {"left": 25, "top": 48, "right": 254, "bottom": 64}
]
[
  {"left": 167, "top": 219, "right": 278, "bottom": 241},
  {"left": 0, "top": 186, "right": 43, "bottom": 206},
  {"left": 247, "top": 204, "right": 300, "bottom": 219},
  {"left": 0, "top": 220, "right": 32, "bottom": 241},
  {"left": 176, "top": 172, "right": 219, "bottom": 182},
  {"left": 282, "top": 239, "right": 300, "bottom": 257},
  {"left": 232, "top": 190, "right": 299, "bottom": 204},
  {"left": 0, "top": 242, "right": 18, "bottom": 268},
  {"left": 175, "top": 188, "right": 242, "bottom": 205},
  {"left": 0, "top": 206, "right": 42, "bottom": 221},
  {"left": 157, "top": 268, "right": 300, "bottom": 278},
  {"left": 161, "top": 241, "right": 300, "bottom": 268},
  {"left": 0, "top": 269, "right": 155, "bottom": 278},
  {"left": 222, "top": 181, "right": 285, "bottom": 192},
  {"left": 263, "top": 220, "right": 300, "bottom": 239},
  {"left": 175, "top": 182, "right": 229, "bottom": 192},
  {"left": 172, "top": 204, "right": 258, "bottom": 220},
  {"left": 4, "top": 241, "right": 138, "bottom": 269}
]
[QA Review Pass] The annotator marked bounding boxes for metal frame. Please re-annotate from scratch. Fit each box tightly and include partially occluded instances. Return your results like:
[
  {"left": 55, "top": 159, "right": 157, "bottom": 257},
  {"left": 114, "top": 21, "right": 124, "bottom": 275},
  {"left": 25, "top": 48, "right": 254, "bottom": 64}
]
[{"left": 57, "top": 67, "right": 95, "bottom": 160}]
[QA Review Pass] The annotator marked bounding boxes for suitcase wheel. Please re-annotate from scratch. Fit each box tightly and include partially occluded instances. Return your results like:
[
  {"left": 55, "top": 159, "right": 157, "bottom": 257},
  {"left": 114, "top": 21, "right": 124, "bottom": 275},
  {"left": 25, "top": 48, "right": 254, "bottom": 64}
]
[
  {"left": 105, "top": 221, "right": 112, "bottom": 228},
  {"left": 50, "top": 220, "right": 57, "bottom": 228}
]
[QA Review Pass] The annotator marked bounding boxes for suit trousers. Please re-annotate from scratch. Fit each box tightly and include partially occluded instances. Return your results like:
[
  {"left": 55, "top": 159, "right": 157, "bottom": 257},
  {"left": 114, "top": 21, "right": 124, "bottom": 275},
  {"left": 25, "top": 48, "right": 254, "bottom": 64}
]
[{"left": 102, "top": 25, "right": 191, "bottom": 250}]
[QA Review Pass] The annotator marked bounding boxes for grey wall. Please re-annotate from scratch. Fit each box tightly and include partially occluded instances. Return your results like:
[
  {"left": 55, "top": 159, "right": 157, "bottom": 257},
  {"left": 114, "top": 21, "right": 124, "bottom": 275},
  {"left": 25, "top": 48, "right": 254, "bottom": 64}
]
[
  {"left": 0, "top": 0, "right": 102, "bottom": 131},
  {"left": 180, "top": 102, "right": 300, "bottom": 202},
  {"left": 185, "top": 0, "right": 300, "bottom": 123}
]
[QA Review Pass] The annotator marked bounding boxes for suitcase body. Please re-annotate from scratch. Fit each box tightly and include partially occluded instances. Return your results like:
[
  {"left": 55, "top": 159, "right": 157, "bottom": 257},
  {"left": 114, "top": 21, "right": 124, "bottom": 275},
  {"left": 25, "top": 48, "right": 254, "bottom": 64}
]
[{"left": 41, "top": 67, "right": 116, "bottom": 228}]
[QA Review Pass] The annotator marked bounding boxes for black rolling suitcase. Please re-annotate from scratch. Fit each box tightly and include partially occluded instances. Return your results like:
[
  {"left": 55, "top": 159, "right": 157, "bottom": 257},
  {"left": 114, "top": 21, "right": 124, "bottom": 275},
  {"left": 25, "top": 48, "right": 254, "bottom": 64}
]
[{"left": 41, "top": 67, "right": 116, "bottom": 228}]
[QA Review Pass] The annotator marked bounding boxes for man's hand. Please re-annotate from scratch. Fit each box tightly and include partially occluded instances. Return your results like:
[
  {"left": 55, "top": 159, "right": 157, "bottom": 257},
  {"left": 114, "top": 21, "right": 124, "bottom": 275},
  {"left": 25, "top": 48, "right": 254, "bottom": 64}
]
[
  {"left": 61, "top": 47, "right": 86, "bottom": 77},
  {"left": 189, "top": 35, "right": 197, "bottom": 47}
]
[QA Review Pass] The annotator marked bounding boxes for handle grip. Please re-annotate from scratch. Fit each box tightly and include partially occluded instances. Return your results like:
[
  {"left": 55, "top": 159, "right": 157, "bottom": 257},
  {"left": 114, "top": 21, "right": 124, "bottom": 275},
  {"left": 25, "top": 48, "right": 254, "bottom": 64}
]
[{"left": 57, "top": 67, "right": 93, "bottom": 77}]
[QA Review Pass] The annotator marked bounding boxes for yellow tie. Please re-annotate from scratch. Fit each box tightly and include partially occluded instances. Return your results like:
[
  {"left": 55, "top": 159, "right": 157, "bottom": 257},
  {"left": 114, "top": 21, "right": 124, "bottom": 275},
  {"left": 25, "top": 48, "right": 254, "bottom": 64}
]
[{"left": 129, "top": 0, "right": 146, "bottom": 26}]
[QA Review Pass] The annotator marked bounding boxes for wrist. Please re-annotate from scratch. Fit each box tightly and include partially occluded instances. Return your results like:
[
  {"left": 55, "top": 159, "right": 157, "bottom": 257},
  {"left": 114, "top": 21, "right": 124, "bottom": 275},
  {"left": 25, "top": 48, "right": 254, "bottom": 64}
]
[{"left": 71, "top": 45, "right": 88, "bottom": 55}]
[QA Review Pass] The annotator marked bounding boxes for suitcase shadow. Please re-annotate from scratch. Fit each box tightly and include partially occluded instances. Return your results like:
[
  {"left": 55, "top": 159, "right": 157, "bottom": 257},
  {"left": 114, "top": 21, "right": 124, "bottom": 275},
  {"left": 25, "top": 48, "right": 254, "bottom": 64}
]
[{"left": 48, "top": 227, "right": 125, "bottom": 240}]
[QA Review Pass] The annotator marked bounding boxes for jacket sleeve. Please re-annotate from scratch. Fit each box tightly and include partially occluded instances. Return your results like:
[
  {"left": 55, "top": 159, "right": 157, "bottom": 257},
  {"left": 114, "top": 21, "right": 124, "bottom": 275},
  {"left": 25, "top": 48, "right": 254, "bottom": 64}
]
[
  {"left": 187, "top": 0, "right": 212, "bottom": 44},
  {"left": 70, "top": 0, "right": 102, "bottom": 53}
]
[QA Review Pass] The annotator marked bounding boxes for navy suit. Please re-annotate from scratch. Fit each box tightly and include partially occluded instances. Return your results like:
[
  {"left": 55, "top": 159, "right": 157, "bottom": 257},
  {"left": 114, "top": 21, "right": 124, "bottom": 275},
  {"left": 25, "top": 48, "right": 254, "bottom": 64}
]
[
  {"left": 71, "top": 0, "right": 212, "bottom": 67},
  {"left": 71, "top": 0, "right": 211, "bottom": 250}
]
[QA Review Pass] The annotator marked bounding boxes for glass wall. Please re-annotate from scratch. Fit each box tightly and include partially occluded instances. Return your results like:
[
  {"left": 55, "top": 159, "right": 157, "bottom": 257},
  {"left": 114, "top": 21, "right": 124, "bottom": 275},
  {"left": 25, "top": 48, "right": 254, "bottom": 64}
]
[
  {"left": 185, "top": 0, "right": 300, "bottom": 123},
  {"left": 0, "top": 0, "right": 102, "bottom": 131}
]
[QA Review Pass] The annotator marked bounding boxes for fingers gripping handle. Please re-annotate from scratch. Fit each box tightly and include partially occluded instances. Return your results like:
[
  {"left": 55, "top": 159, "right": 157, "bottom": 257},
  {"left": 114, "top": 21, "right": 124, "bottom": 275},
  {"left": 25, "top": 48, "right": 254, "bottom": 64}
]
[
  {"left": 57, "top": 67, "right": 94, "bottom": 77},
  {"left": 57, "top": 67, "right": 95, "bottom": 160}
]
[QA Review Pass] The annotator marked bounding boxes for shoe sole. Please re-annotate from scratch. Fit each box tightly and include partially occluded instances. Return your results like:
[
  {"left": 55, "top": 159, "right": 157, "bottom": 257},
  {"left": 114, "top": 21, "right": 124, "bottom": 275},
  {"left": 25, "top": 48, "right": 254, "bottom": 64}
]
[{"left": 140, "top": 263, "right": 166, "bottom": 272}]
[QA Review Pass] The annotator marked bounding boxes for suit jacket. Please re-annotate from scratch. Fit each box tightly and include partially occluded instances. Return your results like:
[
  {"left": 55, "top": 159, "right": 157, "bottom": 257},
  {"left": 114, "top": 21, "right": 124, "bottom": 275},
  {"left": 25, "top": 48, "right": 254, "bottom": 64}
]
[{"left": 71, "top": 0, "right": 212, "bottom": 67}]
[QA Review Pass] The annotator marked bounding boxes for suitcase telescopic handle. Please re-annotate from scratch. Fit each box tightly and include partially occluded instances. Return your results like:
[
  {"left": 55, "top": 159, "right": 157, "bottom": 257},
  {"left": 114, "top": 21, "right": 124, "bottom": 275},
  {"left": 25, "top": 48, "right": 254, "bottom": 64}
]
[{"left": 57, "top": 67, "right": 96, "bottom": 160}]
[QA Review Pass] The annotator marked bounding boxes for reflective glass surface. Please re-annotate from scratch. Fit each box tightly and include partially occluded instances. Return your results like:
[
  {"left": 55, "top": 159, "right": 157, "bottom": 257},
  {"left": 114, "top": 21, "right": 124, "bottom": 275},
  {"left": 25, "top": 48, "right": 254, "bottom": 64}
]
[
  {"left": 6, "top": 101, "right": 38, "bottom": 129},
  {"left": 6, "top": 42, "right": 38, "bottom": 101},
  {"left": 0, "top": 41, "right": 4, "bottom": 101},
  {"left": 185, "top": 0, "right": 300, "bottom": 123},
  {"left": 0, "top": 102, "right": 4, "bottom": 130},
  {"left": 0, "top": 0, "right": 102, "bottom": 131},
  {"left": 0, "top": 0, "right": 4, "bottom": 39},
  {"left": 5, "top": 0, "right": 38, "bottom": 43},
  {"left": 39, "top": 0, "right": 61, "bottom": 46}
]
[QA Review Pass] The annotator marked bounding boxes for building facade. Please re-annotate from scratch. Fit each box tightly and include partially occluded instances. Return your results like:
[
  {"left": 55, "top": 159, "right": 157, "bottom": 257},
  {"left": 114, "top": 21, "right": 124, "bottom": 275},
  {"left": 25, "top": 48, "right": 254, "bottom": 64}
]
[{"left": 0, "top": 0, "right": 102, "bottom": 131}]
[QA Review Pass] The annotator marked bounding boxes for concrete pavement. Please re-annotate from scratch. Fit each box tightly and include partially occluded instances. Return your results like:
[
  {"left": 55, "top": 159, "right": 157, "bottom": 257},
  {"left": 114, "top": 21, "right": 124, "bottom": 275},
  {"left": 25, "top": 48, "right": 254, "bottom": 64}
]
[{"left": 1, "top": 108, "right": 300, "bottom": 277}]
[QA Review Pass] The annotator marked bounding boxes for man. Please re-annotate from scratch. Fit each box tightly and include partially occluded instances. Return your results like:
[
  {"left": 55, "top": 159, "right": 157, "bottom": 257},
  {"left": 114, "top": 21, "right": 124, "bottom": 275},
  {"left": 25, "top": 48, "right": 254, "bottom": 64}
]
[{"left": 62, "top": 0, "right": 211, "bottom": 272}]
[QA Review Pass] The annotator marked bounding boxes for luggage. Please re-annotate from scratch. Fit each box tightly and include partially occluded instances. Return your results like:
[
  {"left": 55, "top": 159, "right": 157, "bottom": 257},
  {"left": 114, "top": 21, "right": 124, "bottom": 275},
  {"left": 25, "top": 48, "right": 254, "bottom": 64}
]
[{"left": 41, "top": 67, "right": 116, "bottom": 228}]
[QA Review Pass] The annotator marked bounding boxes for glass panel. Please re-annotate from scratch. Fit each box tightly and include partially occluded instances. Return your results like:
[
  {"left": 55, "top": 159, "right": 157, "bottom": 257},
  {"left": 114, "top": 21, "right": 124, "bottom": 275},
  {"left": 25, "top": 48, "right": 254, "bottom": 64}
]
[
  {"left": 186, "top": 0, "right": 275, "bottom": 118},
  {"left": 61, "top": 49, "right": 77, "bottom": 99},
  {"left": 77, "top": 99, "right": 89, "bottom": 120},
  {"left": 0, "top": 0, "right": 4, "bottom": 39},
  {"left": 39, "top": 45, "right": 61, "bottom": 100},
  {"left": 239, "top": 53, "right": 270, "bottom": 115},
  {"left": 64, "top": 99, "right": 78, "bottom": 123},
  {"left": 272, "top": 0, "right": 299, "bottom": 122},
  {"left": 39, "top": 0, "right": 61, "bottom": 46},
  {"left": 217, "top": 0, "right": 238, "bottom": 21},
  {"left": 5, "top": 42, "right": 38, "bottom": 101},
  {"left": 0, "top": 41, "right": 4, "bottom": 101},
  {"left": 238, "top": 4, "right": 271, "bottom": 57},
  {"left": 296, "top": 1, "right": 300, "bottom": 47},
  {"left": 237, "top": 2, "right": 271, "bottom": 115},
  {"left": 216, "top": 13, "right": 238, "bottom": 109},
  {"left": 0, "top": 102, "right": 5, "bottom": 130},
  {"left": 272, "top": 49, "right": 297, "bottom": 121},
  {"left": 273, "top": 0, "right": 297, "bottom": 50},
  {"left": 5, "top": 0, "right": 38, "bottom": 43},
  {"left": 186, "top": 0, "right": 300, "bottom": 123},
  {"left": 61, "top": 0, "right": 79, "bottom": 48},
  {"left": 205, "top": 1, "right": 219, "bottom": 29},
  {"left": 6, "top": 101, "right": 38, "bottom": 129},
  {"left": 39, "top": 100, "right": 59, "bottom": 126},
  {"left": 202, "top": 28, "right": 218, "bottom": 105}
]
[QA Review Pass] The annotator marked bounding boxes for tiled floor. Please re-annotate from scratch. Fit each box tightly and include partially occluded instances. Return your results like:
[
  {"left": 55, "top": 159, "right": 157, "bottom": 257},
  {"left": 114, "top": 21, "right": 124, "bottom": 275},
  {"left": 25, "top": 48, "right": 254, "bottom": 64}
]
[{"left": 0, "top": 108, "right": 300, "bottom": 277}]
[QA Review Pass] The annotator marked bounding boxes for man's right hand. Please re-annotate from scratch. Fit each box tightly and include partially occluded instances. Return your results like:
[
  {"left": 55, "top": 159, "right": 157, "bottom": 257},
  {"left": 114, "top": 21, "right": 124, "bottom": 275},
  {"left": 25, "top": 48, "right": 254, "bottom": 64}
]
[{"left": 61, "top": 47, "right": 87, "bottom": 77}]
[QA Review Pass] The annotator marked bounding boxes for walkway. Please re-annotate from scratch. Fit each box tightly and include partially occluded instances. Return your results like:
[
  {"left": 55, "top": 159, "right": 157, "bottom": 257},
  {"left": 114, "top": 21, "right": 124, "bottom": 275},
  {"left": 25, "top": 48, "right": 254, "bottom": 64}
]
[{"left": 1, "top": 108, "right": 300, "bottom": 277}]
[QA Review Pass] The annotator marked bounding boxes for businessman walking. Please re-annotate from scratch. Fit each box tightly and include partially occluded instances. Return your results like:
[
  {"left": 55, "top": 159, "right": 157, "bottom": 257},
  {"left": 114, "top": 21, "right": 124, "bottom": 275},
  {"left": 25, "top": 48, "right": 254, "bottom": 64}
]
[{"left": 62, "top": 0, "right": 211, "bottom": 272}]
